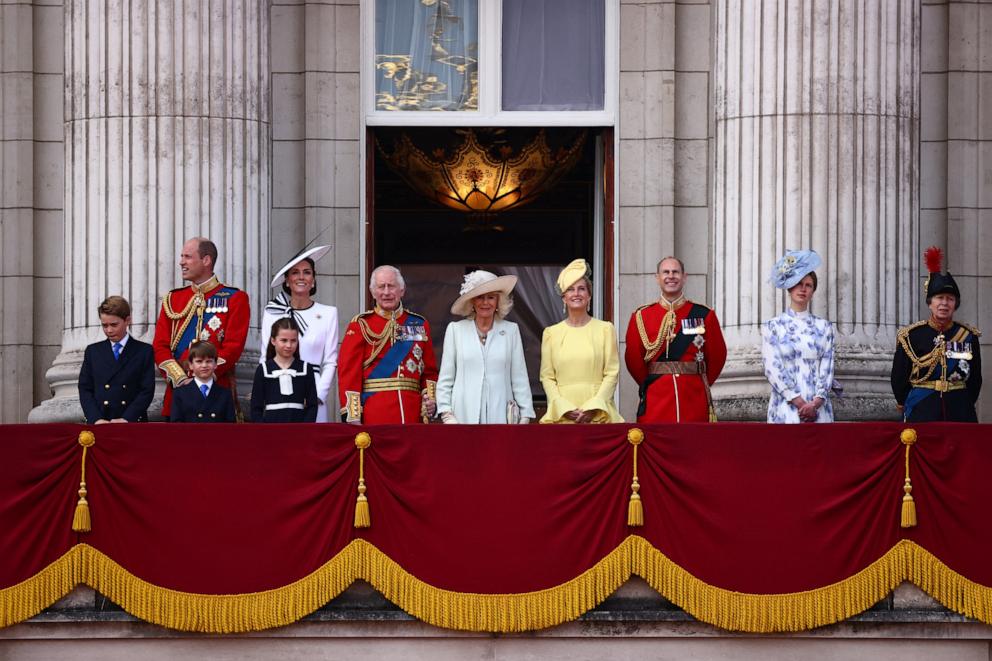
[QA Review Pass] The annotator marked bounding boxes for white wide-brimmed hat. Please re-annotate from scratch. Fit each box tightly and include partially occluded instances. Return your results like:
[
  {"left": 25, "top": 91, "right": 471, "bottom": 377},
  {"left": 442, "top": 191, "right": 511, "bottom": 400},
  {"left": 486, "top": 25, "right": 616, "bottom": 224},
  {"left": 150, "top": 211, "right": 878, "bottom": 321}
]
[
  {"left": 269, "top": 244, "right": 332, "bottom": 288},
  {"left": 450, "top": 270, "right": 518, "bottom": 316}
]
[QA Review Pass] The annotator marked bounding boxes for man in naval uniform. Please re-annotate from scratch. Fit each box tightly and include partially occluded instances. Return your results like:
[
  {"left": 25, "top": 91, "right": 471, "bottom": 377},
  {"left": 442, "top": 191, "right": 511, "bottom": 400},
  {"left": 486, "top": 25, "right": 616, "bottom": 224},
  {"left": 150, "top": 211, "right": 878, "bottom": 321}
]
[
  {"left": 152, "top": 237, "right": 250, "bottom": 418},
  {"left": 624, "top": 256, "right": 727, "bottom": 423},
  {"left": 338, "top": 265, "right": 438, "bottom": 424},
  {"left": 891, "top": 247, "right": 982, "bottom": 422}
]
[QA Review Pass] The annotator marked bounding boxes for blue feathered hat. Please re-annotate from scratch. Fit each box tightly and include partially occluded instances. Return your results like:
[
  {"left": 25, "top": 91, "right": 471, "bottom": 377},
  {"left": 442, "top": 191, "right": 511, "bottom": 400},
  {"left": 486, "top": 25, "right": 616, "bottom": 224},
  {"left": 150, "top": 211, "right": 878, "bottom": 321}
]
[{"left": 769, "top": 249, "right": 821, "bottom": 290}]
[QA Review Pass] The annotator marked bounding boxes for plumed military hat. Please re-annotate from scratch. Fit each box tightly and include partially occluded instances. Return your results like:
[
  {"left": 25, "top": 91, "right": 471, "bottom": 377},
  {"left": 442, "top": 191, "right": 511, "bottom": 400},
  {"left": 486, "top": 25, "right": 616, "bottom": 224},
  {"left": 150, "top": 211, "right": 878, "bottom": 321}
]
[{"left": 923, "top": 246, "right": 960, "bottom": 307}]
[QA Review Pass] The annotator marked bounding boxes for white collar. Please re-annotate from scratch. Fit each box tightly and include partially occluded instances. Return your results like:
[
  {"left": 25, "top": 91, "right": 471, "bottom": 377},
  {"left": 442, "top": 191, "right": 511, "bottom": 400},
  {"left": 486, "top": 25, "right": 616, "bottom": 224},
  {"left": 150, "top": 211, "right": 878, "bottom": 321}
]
[
  {"left": 193, "top": 377, "right": 215, "bottom": 390},
  {"left": 110, "top": 334, "right": 130, "bottom": 348}
]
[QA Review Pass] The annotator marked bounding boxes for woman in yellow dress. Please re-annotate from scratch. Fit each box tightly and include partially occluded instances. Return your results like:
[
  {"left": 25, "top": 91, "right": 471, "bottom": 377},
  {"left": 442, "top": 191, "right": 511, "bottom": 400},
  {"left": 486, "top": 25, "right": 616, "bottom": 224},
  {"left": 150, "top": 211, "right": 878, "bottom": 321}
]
[{"left": 539, "top": 259, "right": 624, "bottom": 423}]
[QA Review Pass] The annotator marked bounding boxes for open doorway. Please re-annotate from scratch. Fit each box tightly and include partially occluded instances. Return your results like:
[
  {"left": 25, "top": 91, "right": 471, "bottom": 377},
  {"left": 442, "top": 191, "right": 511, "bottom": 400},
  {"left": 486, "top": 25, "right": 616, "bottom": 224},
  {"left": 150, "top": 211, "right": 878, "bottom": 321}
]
[{"left": 366, "top": 126, "right": 614, "bottom": 404}]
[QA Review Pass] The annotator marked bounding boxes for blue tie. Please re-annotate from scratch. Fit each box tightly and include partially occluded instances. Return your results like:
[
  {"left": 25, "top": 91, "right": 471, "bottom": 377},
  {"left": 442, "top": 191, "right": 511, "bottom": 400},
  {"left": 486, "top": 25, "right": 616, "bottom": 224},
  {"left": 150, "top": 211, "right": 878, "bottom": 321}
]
[
  {"left": 200, "top": 384, "right": 209, "bottom": 398},
  {"left": 113, "top": 342, "right": 122, "bottom": 360}
]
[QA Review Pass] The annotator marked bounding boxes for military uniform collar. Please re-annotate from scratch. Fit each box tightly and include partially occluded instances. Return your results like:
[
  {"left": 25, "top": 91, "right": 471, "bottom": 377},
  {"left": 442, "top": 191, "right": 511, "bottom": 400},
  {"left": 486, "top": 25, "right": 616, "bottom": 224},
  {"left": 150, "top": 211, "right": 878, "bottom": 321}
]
[
  {"left": 191, "top": 275, "right": 221, "bottom": 294},
  {"left": 659, "top": 295, "right": 687, "bottom": 312},
  {"left": 927, "top": 317, "right": 954, "bottom": 333},
  {"left": 375, "top": 303, "right": 404, "bottom": 320}
]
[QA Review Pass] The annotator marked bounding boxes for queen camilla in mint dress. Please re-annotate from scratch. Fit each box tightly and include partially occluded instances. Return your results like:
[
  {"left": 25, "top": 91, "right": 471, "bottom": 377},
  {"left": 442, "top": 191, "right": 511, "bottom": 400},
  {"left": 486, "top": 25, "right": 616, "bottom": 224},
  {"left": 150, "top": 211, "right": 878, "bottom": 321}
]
[{"left": 761, "top": 250, "right": 835, "bottom": 423}]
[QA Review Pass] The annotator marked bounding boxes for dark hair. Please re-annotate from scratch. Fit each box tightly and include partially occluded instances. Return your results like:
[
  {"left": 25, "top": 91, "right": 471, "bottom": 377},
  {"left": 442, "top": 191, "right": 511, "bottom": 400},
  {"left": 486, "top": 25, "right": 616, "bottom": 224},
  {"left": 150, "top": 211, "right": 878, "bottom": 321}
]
[
  {"left": 789, "top": 271, "right": 818, "bottom": 292},
  {"left": 656, "top": 256, "right": 686, "bottom": 273},
  {"left": 97, "top": 295, "right": 131, "bottom": 319},
  {"left": 281, "top": 257, "right": 318, "bottom": 297},
  {"left": 266, "top": 317, "right": 302, "bottom": 361},
  {"left": 196, "top": 238, "right": 218, "bottom": 269},
  {"left": 188, "top": 341, "right": 218, "bottom": 361}
]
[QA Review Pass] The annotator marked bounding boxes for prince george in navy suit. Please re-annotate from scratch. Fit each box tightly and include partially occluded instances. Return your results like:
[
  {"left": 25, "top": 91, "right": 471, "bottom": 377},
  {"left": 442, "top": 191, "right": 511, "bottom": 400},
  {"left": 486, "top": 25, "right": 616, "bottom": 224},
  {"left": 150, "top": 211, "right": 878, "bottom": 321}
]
[
  {"left": 78, "top": 296, "right": 156, "bottom": 424},
  {"left": 169, "top": 341, "right": 236, "bottom": 422}
]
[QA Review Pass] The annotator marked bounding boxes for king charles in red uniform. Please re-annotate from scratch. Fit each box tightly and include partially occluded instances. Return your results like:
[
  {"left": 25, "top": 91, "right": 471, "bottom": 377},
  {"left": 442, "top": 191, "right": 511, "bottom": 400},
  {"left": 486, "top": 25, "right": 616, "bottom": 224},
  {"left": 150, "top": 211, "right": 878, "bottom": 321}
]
[
  {"left": 338, "top": 265, "right": 438, "bottom": 424},
  {"left": 153, "top": 237, "right": 250, "bottom": 417},
  {"left": 625, "top": 256, "right": 726, "bottom": 423}
]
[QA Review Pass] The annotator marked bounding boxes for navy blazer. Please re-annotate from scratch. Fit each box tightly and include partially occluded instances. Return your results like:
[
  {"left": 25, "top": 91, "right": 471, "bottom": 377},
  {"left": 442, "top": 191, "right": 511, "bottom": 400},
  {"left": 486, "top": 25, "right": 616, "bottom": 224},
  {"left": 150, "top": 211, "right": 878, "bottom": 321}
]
[
  {"left": 78, "top": 337, "right": 156, "bottom": 423},
  {"left": 169, "top": 381, "right": 237, "bottom": 423}
]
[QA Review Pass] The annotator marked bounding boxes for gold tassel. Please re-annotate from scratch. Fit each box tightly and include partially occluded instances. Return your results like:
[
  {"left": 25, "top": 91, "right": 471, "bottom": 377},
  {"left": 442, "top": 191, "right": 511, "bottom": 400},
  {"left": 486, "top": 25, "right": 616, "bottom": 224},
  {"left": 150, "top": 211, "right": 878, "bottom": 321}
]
[
  {"left": 72, "top": 431, "right": 96, "bottom": 533},
  {"left": 354, "top": 432, "right": 371, "bottom": 528},
  {"left": 627, "top": 428, "right": 645, "bottom": 526},
  {"left": 900, "top": 428, "right": 917, "bottom": 528}
]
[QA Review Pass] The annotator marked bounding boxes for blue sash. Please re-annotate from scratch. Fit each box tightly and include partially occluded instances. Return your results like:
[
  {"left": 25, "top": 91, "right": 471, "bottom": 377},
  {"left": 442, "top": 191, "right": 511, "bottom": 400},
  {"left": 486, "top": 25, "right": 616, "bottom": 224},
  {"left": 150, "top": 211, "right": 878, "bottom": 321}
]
[
  {"left": 361, "top": 315, "right": 427, "bottom": 404},
  {"left": 903, "top": 353, "right": 964, "bottom": 421},
  {"left": 172, "top": 287, "right": 238, "bottom": 360}
]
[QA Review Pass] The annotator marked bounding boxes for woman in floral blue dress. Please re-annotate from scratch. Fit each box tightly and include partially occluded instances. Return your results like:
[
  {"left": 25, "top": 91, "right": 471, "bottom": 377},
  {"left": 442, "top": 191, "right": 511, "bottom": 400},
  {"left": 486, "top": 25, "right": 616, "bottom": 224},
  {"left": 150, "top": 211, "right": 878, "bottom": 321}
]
[{"left": 761, "top": 250, "right": 835, "bottom": 423}]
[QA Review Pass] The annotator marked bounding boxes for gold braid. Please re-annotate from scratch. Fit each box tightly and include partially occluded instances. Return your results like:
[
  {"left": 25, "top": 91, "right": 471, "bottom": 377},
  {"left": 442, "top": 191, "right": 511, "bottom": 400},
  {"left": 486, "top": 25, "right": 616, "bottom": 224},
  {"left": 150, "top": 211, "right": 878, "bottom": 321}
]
[
  {"left": 896, "top": 323, "right": 969, "bottom": 385},
  {"left": 636, "top": 296, "right": 685, "bottom": 363},
  {"left": 358, "top": 305, "right": 405, "bottom": 370}
]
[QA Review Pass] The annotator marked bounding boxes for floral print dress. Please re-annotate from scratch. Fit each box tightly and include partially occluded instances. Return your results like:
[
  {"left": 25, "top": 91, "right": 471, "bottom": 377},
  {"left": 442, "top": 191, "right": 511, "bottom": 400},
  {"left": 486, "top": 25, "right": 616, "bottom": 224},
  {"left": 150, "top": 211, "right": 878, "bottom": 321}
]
[{"left": 761, "top": 309, "right": 835, "bottom": 423}]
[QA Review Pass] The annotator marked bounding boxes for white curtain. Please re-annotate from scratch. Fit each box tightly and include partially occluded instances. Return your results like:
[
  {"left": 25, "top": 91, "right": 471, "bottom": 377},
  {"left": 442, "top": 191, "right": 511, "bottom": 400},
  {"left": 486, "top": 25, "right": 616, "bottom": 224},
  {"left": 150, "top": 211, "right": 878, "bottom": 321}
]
[
  {"left": 375, "top": 0, "right": 479, "bottom": 111},
  {"left": 501, "top": 0, "right": 605, "bottom": 111}
]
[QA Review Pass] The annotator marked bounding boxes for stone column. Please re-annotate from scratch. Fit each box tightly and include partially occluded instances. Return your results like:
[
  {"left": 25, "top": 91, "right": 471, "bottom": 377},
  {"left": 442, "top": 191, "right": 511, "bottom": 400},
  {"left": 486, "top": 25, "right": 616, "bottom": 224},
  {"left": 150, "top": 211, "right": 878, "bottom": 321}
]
[
  {"left": 0, "top": 2, "right": 35, "bottom": 421},
  {"left": 30, "top": 0, "right": 270, "bottom": 421},
  {"left": 711, "top": 0, "right": 920, "bottom": 420}
]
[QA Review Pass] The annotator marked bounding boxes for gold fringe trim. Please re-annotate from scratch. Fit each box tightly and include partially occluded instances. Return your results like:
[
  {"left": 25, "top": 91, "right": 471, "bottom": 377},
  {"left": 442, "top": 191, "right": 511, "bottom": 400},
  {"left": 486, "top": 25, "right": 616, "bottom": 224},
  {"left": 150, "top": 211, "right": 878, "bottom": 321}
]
[{"left": 4, "top": 539, "right": 992, "bottom": 634}]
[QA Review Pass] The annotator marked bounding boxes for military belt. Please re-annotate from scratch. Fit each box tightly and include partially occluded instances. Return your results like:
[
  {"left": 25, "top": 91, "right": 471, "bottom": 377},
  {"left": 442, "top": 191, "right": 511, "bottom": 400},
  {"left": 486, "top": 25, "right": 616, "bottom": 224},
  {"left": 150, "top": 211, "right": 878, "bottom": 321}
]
[
  {"left": 363, "top": 377, "right": 421, "bottom": 394},
  {"left": 913, "top": 380, "right": 966, "bottom": 393},
  {"left": 648, "top": 361, "right": 704, "bottom": 376}
]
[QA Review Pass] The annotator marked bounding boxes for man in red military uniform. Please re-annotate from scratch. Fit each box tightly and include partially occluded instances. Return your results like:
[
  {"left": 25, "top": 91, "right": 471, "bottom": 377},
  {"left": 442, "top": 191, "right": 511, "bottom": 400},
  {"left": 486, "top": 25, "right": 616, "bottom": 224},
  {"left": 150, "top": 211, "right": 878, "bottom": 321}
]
[
  {"left": 338, "top": 265, "right": 438, "bottom": 424},
  {"left": 153, "top": 237, "right": 250, "bottom": 418},
  {"left": 625, "top": 256, "right": 727, "bottom": 422}
]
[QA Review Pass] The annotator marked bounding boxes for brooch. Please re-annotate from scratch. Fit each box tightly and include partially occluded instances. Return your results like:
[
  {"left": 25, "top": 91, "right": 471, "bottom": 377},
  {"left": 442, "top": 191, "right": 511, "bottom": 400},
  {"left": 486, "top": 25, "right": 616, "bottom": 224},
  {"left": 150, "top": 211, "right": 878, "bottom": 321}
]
[{"left": 207, "top": 316, "right": 222, "bottom": 331}]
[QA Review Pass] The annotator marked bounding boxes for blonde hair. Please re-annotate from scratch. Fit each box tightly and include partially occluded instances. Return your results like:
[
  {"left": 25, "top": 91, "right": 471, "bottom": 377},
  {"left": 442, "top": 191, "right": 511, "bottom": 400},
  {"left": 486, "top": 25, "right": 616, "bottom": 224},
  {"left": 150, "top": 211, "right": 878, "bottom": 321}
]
[{"left": 465, "top": 292, "right": 514, "bottom": 320}]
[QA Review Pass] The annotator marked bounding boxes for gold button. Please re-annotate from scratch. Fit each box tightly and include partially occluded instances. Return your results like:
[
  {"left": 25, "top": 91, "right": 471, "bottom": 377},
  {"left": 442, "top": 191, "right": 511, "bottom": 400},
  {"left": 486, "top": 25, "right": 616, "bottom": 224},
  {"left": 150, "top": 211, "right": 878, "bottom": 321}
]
[{"left": 104, "top": 384, "right": 110, "bottom": 390}]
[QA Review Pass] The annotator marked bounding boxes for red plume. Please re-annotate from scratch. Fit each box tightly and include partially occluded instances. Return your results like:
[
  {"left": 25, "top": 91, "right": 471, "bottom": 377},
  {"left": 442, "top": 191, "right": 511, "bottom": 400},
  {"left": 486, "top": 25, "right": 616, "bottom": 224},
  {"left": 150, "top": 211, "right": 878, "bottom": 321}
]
[{"left": 924, "top": 246, "right": 943, "bottom": 274}]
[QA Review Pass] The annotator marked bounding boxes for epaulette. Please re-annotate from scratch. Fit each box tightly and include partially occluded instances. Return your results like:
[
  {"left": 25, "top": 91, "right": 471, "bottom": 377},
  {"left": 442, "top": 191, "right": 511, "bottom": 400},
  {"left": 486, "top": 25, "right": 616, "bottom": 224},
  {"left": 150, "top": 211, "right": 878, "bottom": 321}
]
[
  {"left": 350, "top": 310, "right": 375, "bottom": 324},
  {"left": 633, "top": 302, "right": 654, "bottom": 314},
  {"left": 404, "top": 309, "right": 426, "bottom": 323},
  {"left": 896, "top": 320, "right": 927, "bottom": 340},
  {"left": 957, "top": 322, "right": 981, "bottom": 338}
]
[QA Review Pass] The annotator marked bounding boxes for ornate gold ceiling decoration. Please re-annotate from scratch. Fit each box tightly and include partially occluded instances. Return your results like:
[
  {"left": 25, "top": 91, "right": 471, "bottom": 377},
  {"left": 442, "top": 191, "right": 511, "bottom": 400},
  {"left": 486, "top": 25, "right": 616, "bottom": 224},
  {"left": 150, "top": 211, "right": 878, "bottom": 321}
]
[{"left": 378, "top": 129, "right": 587, "bottom": 216}]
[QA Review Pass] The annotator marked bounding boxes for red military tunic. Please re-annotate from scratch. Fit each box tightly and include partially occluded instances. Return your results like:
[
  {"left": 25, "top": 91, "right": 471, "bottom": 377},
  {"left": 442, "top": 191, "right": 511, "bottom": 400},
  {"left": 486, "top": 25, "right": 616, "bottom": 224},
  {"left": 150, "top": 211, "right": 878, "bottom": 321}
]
[
  {"left": 338, "top": 305, "right": 439, "bottom": 424},
  {"left": 152, "top": 275, "right": 250, "bottom": 417},
  {"left": 624, "top": 298, "right": 727, "bottom": 423}
]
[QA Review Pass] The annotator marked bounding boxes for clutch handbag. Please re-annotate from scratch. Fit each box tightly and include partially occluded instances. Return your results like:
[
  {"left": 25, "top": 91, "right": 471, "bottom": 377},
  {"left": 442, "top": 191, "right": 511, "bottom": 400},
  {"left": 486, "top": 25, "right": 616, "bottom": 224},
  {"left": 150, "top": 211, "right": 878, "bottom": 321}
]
[{"left": 506, "top": 400, "right": 521, "bottom": 425}]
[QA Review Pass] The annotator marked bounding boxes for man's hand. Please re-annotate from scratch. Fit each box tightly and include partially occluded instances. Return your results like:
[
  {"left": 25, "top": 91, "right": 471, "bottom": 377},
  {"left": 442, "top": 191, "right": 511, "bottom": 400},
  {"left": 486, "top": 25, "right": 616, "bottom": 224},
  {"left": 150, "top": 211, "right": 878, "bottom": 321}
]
[
  {"left": 176, "top": 376, "right": 192, "bottom": 388},
  {"left": 109, "top": 418, "right": 128, "bottom": 423},
  {"left": 422, "top": 393, "right": 437, "bottom": 418},
  {"left": 94, "top": 419, "right": 110, "bottom": 425}
]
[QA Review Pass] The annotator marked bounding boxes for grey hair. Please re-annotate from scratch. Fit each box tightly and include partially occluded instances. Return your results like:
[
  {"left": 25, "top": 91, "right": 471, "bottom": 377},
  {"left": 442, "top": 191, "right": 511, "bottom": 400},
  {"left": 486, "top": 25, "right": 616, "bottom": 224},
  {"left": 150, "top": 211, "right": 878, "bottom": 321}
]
[
  {"left": 368, "top": 265, "right": 406, "bottom": 293},
  {"left": 465, "top": 293, "right": 514, "bottom": 320}
]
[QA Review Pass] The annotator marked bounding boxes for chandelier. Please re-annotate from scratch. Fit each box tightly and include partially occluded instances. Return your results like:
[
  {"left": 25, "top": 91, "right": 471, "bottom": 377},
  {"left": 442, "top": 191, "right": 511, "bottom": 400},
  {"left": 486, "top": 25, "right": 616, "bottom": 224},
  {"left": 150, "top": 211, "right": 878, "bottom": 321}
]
[{"left": 378, "top": 129, "right": 586, "bottom": 217}]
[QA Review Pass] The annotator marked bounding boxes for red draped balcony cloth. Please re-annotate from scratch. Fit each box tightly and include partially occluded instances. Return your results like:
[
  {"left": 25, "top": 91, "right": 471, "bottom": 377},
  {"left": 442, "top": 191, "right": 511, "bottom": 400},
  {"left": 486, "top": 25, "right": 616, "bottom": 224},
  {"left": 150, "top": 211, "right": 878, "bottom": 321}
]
[{"left": 1, "top": 422, "right": 990, "bottom": 633}]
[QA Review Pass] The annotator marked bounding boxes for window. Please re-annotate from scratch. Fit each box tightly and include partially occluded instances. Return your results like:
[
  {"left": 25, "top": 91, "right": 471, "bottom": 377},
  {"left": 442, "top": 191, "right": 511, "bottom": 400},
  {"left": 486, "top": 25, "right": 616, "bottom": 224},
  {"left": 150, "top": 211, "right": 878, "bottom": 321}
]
[{"left": 366, "top": 0, "right": 617, "bottom": 125}]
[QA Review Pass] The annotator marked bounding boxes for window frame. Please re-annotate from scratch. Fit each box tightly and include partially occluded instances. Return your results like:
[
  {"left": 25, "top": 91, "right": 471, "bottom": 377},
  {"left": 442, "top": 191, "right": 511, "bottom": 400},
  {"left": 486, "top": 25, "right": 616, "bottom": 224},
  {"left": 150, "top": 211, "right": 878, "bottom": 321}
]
[{"left": 362, "top": 0, "right": 619, "bottom": 126}]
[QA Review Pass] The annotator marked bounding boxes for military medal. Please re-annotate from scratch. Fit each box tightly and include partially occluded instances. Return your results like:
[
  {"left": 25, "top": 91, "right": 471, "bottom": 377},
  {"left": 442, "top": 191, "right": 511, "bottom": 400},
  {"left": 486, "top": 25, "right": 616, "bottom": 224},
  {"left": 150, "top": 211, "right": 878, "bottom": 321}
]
[
  {"left": 207, "top": 316, "right": 222, "bottom": 331},
  {"left": 693, "top": 334, "right": 706, "bottom": 361},
  {"left": 946, "top": 341, "right": 972, "bottom": 360},
  {"left": 681, "top": 318, "right": 706, "bottom": 335},
  {"left": 413, "top": 345, "right": 423, "bottom": 360},
  {"left": 199, "top": 329, "right": 210, "bottom": 341}
]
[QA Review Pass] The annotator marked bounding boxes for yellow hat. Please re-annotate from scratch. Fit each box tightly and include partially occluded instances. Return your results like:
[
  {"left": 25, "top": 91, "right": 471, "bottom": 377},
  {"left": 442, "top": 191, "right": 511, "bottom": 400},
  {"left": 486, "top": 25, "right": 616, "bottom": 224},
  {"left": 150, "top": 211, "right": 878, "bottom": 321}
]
[{"left": 556, "top": 259, "right": 591, "bottom": 295}]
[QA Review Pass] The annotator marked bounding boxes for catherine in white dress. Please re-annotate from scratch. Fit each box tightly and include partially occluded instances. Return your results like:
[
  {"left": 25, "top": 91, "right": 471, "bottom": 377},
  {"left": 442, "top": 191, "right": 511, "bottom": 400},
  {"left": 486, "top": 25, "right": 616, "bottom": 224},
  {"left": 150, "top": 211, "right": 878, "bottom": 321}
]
[
  {"left": 761, "top": 250, "right": 835, "bottom": 423},
  {"left": 259, "top": 246, "right": 339, "bottom": 422}
]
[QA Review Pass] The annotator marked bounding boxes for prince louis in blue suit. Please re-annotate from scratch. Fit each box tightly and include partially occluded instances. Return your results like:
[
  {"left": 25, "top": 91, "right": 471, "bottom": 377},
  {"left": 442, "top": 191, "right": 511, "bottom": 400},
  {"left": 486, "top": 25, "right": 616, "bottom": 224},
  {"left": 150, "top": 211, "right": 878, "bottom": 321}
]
[
  {"left": 168, "top": 341, "right": 236, "bottom": 423},
  {"left": 78, "top": 296, "right": 156, "bottom": 424}
]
